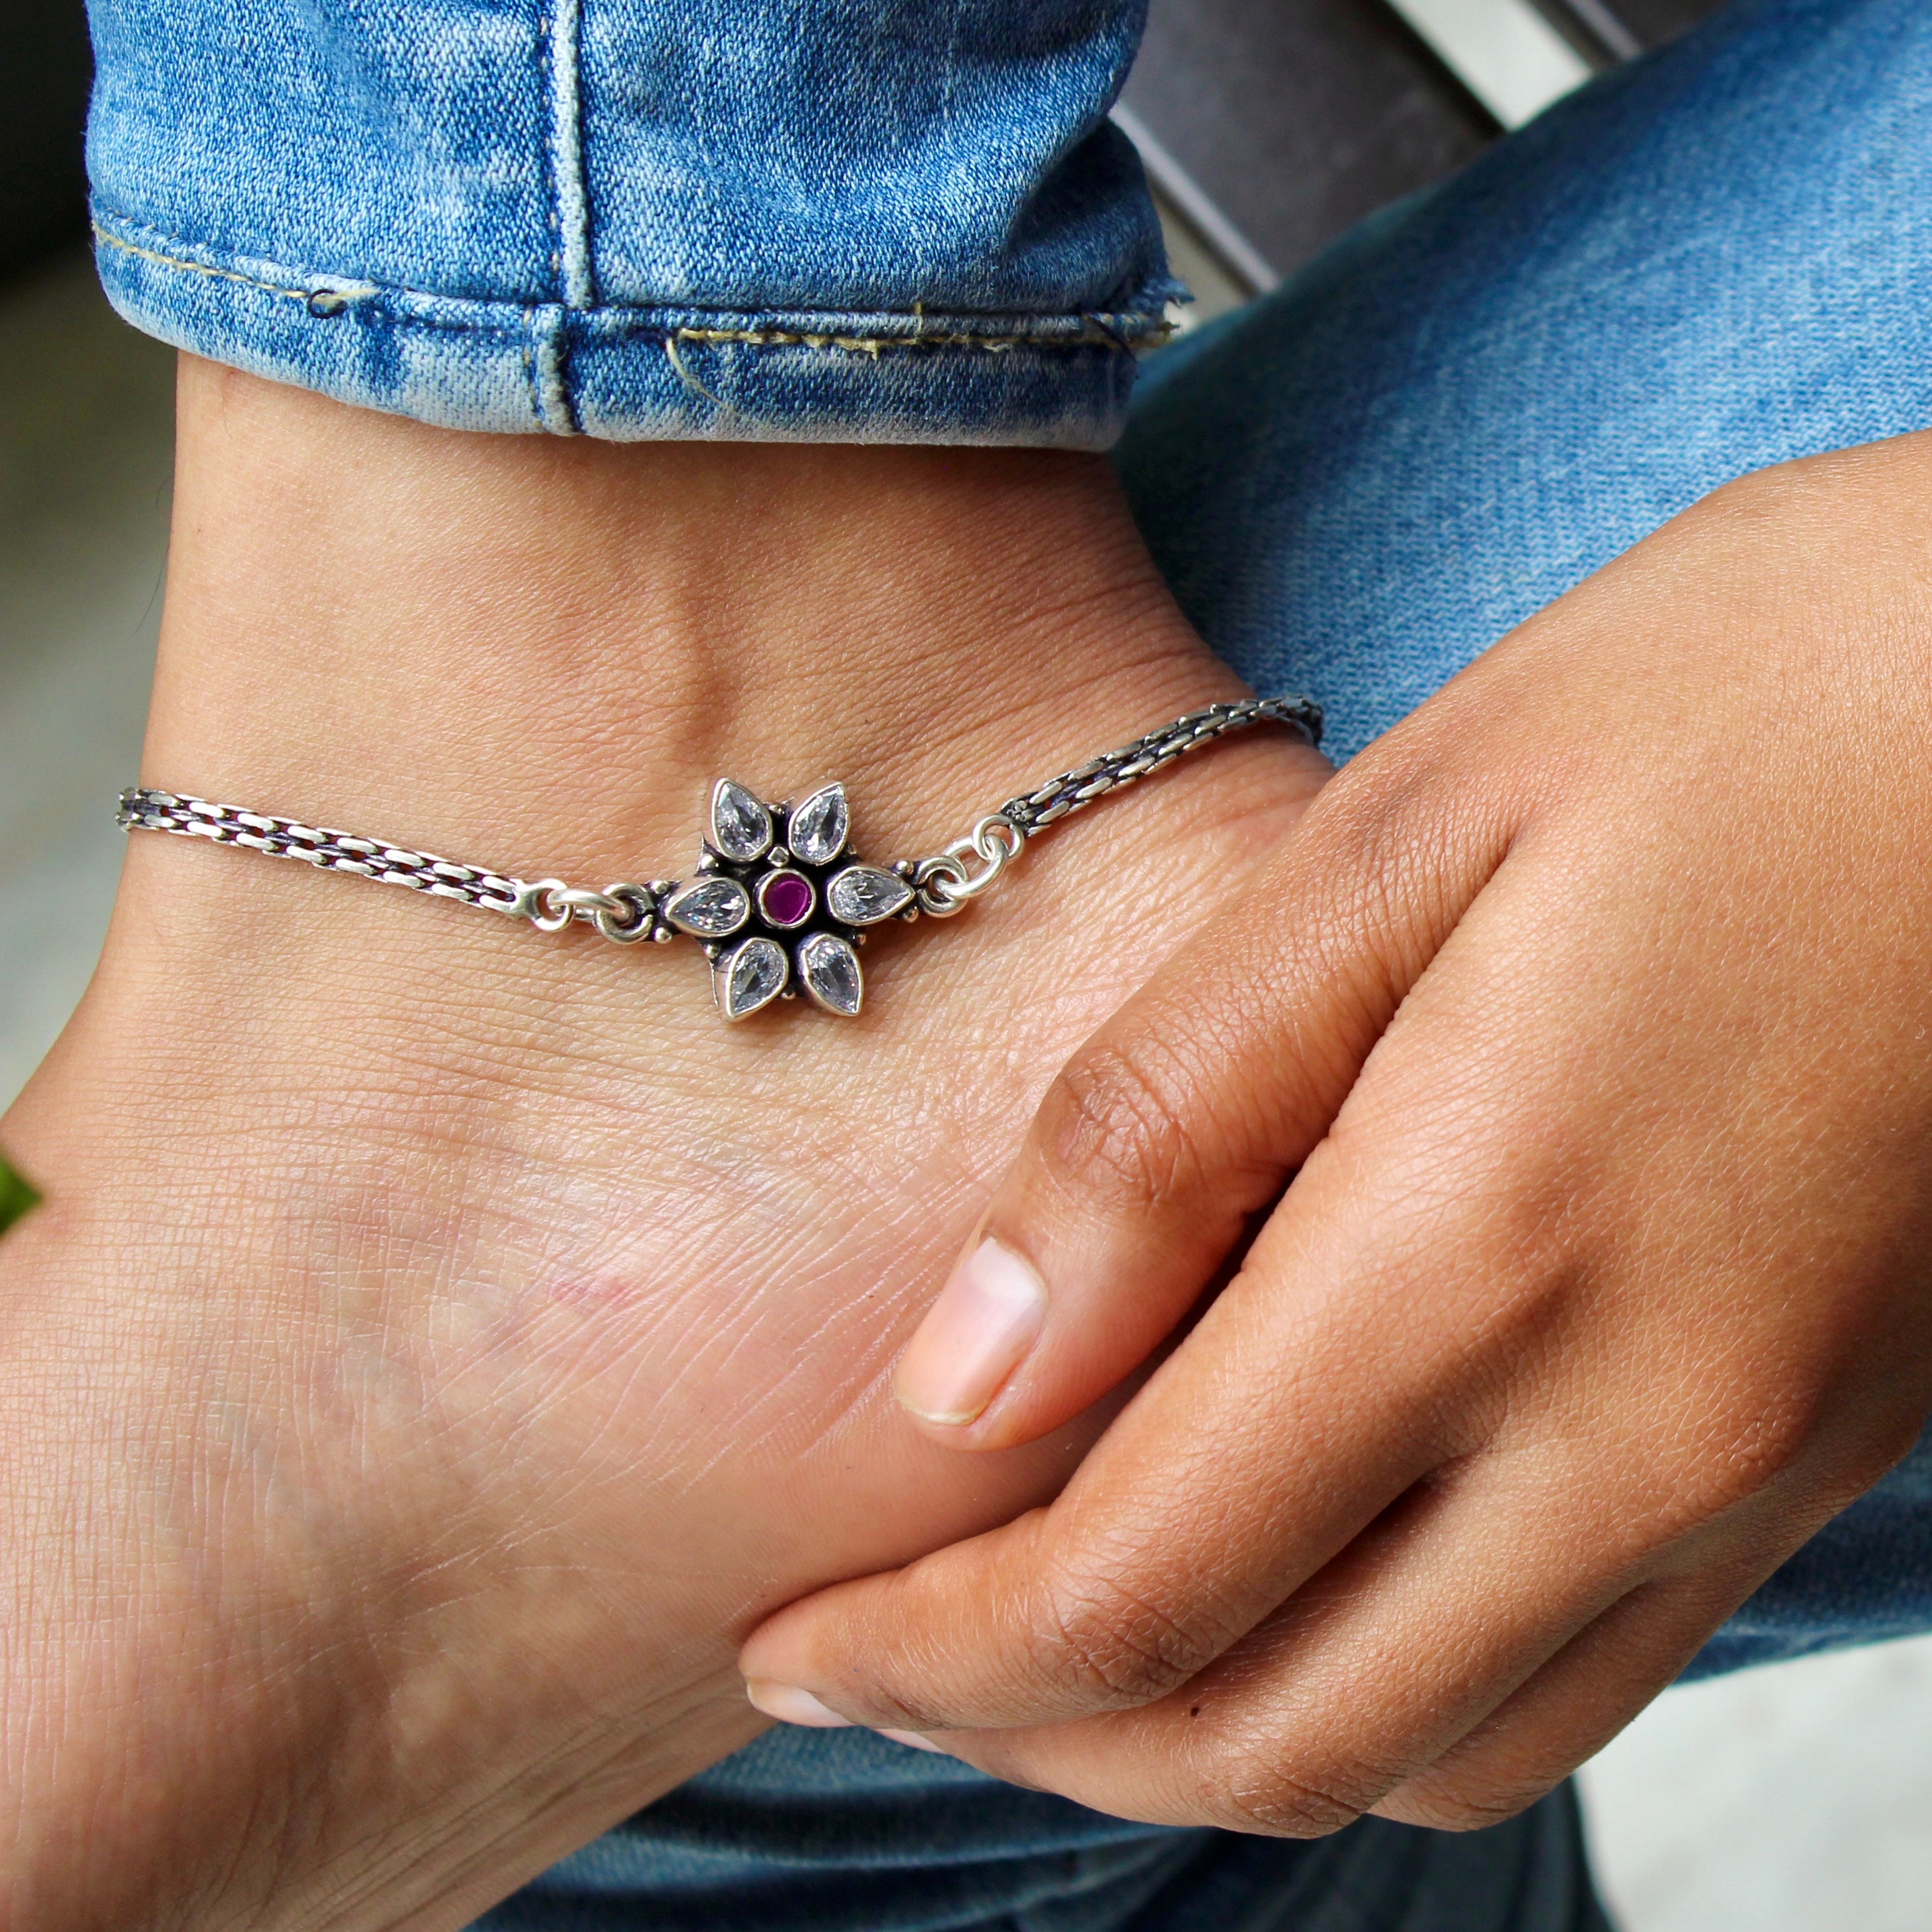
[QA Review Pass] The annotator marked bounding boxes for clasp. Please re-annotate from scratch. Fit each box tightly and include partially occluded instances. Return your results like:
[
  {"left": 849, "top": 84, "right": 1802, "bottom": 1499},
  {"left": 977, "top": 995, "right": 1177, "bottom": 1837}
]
[{"left": 911, "top": 814, "right": 1025, "bottom": 917}]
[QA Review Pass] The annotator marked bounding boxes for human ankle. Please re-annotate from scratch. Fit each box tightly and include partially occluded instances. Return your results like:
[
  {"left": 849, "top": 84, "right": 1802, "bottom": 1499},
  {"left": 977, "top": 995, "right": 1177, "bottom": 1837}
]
[{"left": 151, "top": 359, "right": 1235, "bottom": 882}]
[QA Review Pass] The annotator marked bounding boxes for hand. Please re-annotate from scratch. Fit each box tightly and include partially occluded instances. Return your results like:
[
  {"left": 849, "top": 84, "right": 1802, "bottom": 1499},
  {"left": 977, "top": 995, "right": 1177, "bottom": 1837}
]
[
  {"left": 0, "top": 361, "right": 1328, "bottom": 1925},
  {"left": 740, "top": 430, "right": 1932, "bottom": 1836}
]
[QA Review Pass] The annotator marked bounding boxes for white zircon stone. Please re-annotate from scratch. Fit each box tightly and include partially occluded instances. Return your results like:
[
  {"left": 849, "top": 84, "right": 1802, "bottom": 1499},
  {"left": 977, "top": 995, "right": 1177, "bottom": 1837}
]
[
  {"left": 663, "top": 875, "right": 751, "bottom": 937},
  {"left": 710, "top": 780, "right": 774, "bottom": 861},
  {"left": 798, "top": 932, "right": 863, "bottom": 1017},
  {"left": 826, "top": 864, "right": 914, "bottom": 926},
  {"left": 718, "top": 936, "right": 788, "bottom": 1020},
  {"left": 786, "top": 783, "right": 850, "bottom": 866}
]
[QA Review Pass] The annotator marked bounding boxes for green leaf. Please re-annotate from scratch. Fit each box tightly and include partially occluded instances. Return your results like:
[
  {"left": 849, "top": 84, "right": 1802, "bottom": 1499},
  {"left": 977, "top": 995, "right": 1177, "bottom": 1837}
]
[{"left": 0, "top": 1155, "right": 40, "bottom": 1238}]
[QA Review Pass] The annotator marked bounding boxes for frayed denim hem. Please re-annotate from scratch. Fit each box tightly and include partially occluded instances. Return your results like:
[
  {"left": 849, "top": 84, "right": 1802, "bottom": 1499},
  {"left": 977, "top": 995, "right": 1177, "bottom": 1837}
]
[{"left": 92, "top": 208, "right": 1167, "bottom": 448}]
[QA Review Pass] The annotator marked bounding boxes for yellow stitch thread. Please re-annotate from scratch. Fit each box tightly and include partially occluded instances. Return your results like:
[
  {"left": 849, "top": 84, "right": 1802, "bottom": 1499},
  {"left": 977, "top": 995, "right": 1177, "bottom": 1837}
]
[
  {"left": 88, "top": 218, "right": 1173, "bottom": 350},
  {"left": 92, "top": 224, "right": 313, "bottom": 304},
  {"left": 663, "top": 331, "right": 725, "bottom": 405},
  {"left": 667, "top": 321, "right": 1148, "bottom": 357},
  {"left": 90, "top": 223, "right": 383, "bottom": 317}
]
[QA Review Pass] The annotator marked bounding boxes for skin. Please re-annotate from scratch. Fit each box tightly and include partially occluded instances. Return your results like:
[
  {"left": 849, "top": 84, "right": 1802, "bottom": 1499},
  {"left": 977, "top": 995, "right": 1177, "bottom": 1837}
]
[
  {"left": 742, "top": 430, "right": 1932, "bottom": 1835},
  {"left": 0, "top": 358, "right": 1329, "bottom": 1928}
]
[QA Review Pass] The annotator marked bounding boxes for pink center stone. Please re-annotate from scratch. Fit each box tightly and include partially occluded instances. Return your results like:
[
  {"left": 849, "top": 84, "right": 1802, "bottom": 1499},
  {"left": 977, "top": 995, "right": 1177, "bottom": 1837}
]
[{"left": 760, "top": 870, "right": 815, "bottom": 928}]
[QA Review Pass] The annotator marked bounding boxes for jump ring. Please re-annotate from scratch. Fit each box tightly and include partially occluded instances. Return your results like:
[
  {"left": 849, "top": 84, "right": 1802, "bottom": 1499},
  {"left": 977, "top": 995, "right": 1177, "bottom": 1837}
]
[
  {"left": 938, "top": 823, "right": 1015, "bottom": 899},
  {"left": 517, "top": 877, "right": 575, "bottom": 932},
  {"left": 913, "top": 852, "right": 972, "bottom": 917},
  {"left": 938, "top": 837, "right": 999, "bottom": 885},
  {"left": 593, "top": 883, "right": 656, "bottom": 943},
  {"left": 554, "top": 886, "right": 622, "bottom": 921},
  {"left": 972, "top": 814, "right": 1025, "bottom": 866}
]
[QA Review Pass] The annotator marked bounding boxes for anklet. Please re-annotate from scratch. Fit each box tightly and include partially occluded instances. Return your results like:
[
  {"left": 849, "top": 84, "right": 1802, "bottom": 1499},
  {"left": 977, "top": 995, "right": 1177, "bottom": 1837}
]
[{"left": 120, "top": 696, "right": 1321, "bottom": 1022}]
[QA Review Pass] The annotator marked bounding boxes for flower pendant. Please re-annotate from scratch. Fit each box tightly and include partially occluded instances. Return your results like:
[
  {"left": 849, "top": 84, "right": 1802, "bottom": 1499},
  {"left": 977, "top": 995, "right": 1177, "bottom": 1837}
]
[{"left": 658, "top": 780, "right": 916, "bottom": 1020}]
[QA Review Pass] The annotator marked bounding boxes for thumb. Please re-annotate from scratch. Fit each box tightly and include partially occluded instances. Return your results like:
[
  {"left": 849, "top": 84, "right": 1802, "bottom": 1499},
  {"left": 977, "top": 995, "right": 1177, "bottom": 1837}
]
[{"left": 893, "top": 753, "right": 1518, "bottom": 1449}]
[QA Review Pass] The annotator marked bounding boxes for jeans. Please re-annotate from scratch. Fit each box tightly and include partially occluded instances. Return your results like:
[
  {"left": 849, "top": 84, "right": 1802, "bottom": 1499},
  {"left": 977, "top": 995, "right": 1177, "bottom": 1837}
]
[
  {"left": 480, "top": 1727, "right": 1606, "bottom": 1932},
  {"left": 480, "top": 1, "right": 1932, "bottom": 1925},
  {"left": 86, "top": 0, "right": 1171, "bottom": 444}
]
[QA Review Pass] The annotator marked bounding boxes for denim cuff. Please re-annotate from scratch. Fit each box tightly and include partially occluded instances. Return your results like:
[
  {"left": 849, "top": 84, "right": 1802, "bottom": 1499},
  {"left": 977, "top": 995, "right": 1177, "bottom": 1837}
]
[
  {"left": 91, "top": 208, "right": 1167, "bottom": 446},
  {"left": 85, "top": 1, "right": 1174, "bottom": 448}
]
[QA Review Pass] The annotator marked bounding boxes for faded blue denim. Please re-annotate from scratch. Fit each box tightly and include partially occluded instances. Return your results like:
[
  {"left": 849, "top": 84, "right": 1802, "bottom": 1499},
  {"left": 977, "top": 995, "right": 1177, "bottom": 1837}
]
[
  {"left": 86, "top": 0, "right": 1174, "bottom": 444},
  {"left": 89, "top": 0, "right": 1932, "bottom": 1923},
  {"left": 481, "top": 1725, "right": 1605, "bottom": 1931}
]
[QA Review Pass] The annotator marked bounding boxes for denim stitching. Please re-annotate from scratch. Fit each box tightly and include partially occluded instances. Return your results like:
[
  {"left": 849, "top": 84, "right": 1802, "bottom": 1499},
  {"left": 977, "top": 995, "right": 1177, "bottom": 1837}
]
[
  {"left": 545, "top": 0, "right": 593, "bottom": 310},
  {"left": 663, "top": 333, "right": 726, "bottom": 405},
  {"left": 96, "top": 220, "right": 528, "bottom": 338},
  {"left": 537, "top": 0, "right": 589, "bottom": 430},
  {"left": 92, "top": 213, "right": 1168, "bottom": 354},
  {"left": 531, "top": 305, "right": 575, "bottom": 431},
  {"left": 93, "top": 224, "right": 318, "bottom": 306},
  {"left": 667, "top": 321, "right": 1167, "bottom": 356}
]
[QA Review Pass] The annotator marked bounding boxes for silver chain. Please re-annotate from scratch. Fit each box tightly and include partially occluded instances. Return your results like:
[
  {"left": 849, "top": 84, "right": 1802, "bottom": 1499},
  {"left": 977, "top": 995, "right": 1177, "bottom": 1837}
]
[
  {"left": 912, "top": 694, "right": 1322, "bottom": 914},
  {"left": 119, "top": 694, "right": 1320, "bottom": 934}
]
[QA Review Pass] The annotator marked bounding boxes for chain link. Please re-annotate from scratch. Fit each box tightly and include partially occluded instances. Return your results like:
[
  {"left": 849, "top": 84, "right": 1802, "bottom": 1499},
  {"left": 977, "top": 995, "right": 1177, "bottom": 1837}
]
[
  {"left": 912, "top": 815, "right": 1027, "bottom": 916},
  {"left": 119, "top": 790, "right": 539, "bottom": 911},
  {"left": 119, "top": 694, "right": 1320, "bottom": 940},
  {"left": 905, "top": 695, "right": 1321, "bottom": 916},
  {"left": 117, "top": 791, "right": 673, "bottom": 939},
  {"left": 997, "top": 696, "right": 1322, "bottom": 837}
]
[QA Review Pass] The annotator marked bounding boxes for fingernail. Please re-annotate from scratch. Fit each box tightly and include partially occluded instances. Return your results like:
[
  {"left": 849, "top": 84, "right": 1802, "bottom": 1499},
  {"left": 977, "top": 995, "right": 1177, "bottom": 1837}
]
[
  {"left": 746, "top": 1681, "right": 853, "bottom": 1727},
  {"left": 877, "top": 1728, "right": 946, "bottom": 1753},
  {"left": 895, "top": 1238, "right": 1048, "bottom": 1427}
]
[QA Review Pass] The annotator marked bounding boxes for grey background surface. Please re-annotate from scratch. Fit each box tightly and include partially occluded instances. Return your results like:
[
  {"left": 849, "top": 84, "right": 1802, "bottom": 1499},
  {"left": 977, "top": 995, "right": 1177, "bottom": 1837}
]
[{"left": 1120, "top": 0, "right": 1730, "bottom": 286}]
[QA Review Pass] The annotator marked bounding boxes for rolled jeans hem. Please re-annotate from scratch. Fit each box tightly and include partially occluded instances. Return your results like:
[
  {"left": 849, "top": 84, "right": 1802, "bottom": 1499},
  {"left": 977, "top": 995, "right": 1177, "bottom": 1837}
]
[{"left": 91, "top": 207, "right": 1162, "bottom": 447}]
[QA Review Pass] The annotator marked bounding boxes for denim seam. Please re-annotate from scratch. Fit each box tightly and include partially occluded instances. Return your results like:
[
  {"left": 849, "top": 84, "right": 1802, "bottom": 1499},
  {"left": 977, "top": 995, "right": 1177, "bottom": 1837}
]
[
  {"left": 529, "top": 304, "right": 574, "bottom": 432},
  {"left": 93, "top": 221, "right": 514, "bottom": 333},
  {"left": 92, "top": 213, "right": 1166, "bottom": 355},
  {"left": 663, "top": 321, "right": 1153, "bottom": 355},
  {"left": 535, "top": 0, "right": 588, "bottom": 431},
  {"left": 90, "top": 221, "right": 376, "bottom": 309},
  {"left": 545, "top": 0, "right": 593, "bottom": 309}
]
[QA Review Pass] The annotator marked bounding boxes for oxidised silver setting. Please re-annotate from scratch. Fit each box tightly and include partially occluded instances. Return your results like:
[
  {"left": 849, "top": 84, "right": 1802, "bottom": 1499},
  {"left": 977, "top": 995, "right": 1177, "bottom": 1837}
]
[
  {"left": 118, "top": 695, "right": 1322, "bottom": 1025},
  {"left": 693, "top": 780, "right": 889, "bottom": 1021}
]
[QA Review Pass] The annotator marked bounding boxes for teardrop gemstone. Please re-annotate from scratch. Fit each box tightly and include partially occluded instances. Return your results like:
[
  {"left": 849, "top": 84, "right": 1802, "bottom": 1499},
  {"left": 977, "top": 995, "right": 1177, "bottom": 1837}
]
[
  {"left": 710, "top": 780, "right": 773, "bottom": 861},
  {"left": 786, "top": 783, "right": 849, "bottom": 866},
  {"left": 798, "top": 932, "right": 863, "bottom": 1017},
  {"left": 717, "top": 936, "right": 788, "bottom": 1019},
  {"left": 826, "top": 864, "right": 914, "bottom": 926},
  {"left": 757, "top": 868, "right": 815, "bottom": 928},
  {"left": 663, "top": 875, "right": 751, "bottom": 937}
]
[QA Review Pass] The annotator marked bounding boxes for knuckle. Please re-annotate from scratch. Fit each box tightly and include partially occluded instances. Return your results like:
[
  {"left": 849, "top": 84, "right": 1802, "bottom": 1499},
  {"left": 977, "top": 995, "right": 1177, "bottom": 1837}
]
[
  {"left": 1030, "top": 1564, "right": 1236, "bottom": 1709},
  {"left": 1702, "top": 454, "right": 1817, "bottom": 525},
  {"left": 1032, "top": 1032, "right": 1204, "bottom": 1217},
  {"left": 1387, "top": 1774, "right": 1549, "bottom": 1834},
  {"left": 1204, "top": 1753, "right": 1380, "bottom": 1839},
  {"left": 1664, "top": 1376, "right": 1828, "bottom": 1530}
]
